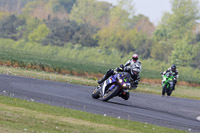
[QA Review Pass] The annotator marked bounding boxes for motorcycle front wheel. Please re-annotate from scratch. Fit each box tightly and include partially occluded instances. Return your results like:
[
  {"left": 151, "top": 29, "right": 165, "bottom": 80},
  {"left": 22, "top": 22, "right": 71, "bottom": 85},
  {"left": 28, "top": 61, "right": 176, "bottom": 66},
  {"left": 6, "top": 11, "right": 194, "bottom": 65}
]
[
  {"left": 167, "top": 89, "right": 172, "bottom": 96},
  {"left": 102, "top": 85, "right": 120, "bottom": 102},
  {"left": 92, "top": 88, "right": 100, "bottom": 99},
  {"left": 162, "top": 84, "right": 166, "bottom": 96}
]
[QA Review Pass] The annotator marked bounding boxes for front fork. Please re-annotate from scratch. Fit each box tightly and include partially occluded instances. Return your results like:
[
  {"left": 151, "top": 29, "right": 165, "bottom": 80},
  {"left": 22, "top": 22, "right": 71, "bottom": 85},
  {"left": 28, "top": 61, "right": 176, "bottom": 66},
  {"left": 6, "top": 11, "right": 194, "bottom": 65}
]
[{"left": 108, "top": 84, "right": 117, "bottom": 91}]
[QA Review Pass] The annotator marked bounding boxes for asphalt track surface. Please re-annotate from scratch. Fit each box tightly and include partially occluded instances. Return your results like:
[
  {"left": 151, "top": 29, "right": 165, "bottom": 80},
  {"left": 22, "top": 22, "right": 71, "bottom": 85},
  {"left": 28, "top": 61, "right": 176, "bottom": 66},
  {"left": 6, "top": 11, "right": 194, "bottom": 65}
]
[{"left": 0, "top": 74, "right": 200, "bottom": 132}]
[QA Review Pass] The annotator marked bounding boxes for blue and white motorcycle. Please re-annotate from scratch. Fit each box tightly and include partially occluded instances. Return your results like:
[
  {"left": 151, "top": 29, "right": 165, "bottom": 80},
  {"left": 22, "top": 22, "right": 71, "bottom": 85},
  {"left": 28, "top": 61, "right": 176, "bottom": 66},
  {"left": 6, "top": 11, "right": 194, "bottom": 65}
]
[{"left": 92, "top": 72, "right": 132, "bottom": 101}]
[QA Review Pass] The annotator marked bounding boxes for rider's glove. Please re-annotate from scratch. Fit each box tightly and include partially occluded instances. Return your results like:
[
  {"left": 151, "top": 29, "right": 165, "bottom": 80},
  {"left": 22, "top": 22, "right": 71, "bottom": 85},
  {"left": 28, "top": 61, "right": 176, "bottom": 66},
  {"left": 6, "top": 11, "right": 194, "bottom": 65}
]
[
  {"left": 160, "top": 72, "right": 164, "bottom": 76},
  {"left": 116, "top": 64, "right": 124, "bottom": 72},
  {"left": 131, "top": 82, "right": 138, "bottom": 89},
  {"left": 117, "top": 67, "right": 123, "bottom": 71},
  {"left": 113, "top": 70, "right": 118, "bottom": 74},
  {"left": 120, "top": 64, "right": 124, "bottom": 69}
]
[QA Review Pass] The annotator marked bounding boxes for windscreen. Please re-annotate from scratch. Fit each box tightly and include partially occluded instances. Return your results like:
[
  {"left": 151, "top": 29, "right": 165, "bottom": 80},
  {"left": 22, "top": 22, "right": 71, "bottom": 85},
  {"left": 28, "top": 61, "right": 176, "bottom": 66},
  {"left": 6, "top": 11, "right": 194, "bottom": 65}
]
[{"left": 120, "top": 72, "right": 132, "bottom": 82}]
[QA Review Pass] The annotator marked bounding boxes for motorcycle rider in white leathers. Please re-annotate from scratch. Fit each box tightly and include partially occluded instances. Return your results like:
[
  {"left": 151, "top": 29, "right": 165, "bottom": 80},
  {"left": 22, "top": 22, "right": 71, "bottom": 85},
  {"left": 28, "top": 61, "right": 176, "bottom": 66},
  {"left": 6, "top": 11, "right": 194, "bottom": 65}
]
[{"left": 97, "top": 54, "right": 142, "bottom": 100}]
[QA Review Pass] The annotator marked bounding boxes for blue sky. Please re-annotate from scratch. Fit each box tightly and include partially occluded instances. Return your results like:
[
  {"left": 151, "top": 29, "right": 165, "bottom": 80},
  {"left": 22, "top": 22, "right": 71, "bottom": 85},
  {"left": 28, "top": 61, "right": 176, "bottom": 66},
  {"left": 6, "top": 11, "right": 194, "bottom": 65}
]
[
  {"left": 99, "top": 0, "right": 200, "bottom": 25},
  {"left": 99, "top": 0, "right": 171, "bottom": 25}
]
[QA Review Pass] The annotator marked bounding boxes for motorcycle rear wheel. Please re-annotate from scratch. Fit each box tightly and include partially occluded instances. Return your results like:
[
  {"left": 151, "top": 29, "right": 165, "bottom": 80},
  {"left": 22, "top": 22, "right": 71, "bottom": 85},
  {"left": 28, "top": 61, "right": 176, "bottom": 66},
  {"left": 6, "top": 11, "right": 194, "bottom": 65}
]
[{"left": 120, "top": 91, "right": 130, "bottom": 100}]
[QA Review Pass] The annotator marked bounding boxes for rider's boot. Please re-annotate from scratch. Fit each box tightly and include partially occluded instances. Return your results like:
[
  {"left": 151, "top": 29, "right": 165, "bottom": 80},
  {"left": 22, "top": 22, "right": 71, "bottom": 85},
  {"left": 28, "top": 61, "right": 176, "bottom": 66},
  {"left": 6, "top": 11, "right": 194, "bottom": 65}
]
[
  {"left": 172, "top": 80, "right": 177, "bottom": 90},
  {"left": 172, "top": 85, "right": 175, "bottom": 90},
  {"left": 97, "top": 76, "right": 106, "bottom": 84},
  {"left": 97, "top": 69, "right": 113, "bottom": 84}
]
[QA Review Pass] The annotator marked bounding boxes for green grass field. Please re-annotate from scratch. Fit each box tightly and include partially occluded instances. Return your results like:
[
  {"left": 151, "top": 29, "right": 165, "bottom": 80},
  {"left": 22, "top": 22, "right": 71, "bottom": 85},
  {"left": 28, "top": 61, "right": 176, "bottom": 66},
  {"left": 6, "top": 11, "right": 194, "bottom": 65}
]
[
  {"left": 0, "top": 95, "right": 187, "bottom": 133},
  {"left": 0, "top": 41, "right": 200, "bottom": 84},
  {"left": 0, "top": 48, "right": 111, "bottom": 74}
]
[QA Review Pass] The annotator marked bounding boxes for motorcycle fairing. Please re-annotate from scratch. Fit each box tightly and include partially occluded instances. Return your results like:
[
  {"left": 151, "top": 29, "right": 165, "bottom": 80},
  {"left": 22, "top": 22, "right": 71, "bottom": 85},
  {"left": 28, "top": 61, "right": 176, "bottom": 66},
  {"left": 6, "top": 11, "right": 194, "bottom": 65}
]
[
  {"left": 162, "top": 72, "right": 174, "bottom": 90},
  {"left": 101, "top": 74, "right": 118, "bottom": 95}
]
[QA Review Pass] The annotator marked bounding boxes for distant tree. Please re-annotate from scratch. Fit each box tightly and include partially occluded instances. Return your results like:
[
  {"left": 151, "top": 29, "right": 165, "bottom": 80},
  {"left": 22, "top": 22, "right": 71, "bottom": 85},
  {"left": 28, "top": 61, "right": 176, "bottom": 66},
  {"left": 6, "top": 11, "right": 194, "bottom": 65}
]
[
  {"left": 22, "top": 0, "right": 69, "bottom": 20},
  {"left": 70, "top": 0, "right": 112, "bottom": 28},
  {"left": 116, "top": 0, "right": 135, "bottom": 18},
  {"left": 151, "top": 41, "right": 174, "bottom": 62},
  {"left": 191, "top": 44, "right": 200, "bottom": 68},
  {"left": 0, "top": 0, "right": 34, "bottom": 13},
  {"left": 109, "top": 0, "right": 135, "bottom": 30},
  {"left": 56, "top": 0, "right": 76, "bottom": 13},
  {"left": 133, "top": 14, "right": 155, "bottom": 37},
  {"left": 94, "top": 0, "right": 150, "bottom": 54},
  {"left": 195, "top": 32, "right": 200, "bottom": 42},
  {"left": 23, "top": 17, "right": 41, "bottom": 40},
  {"left": 0, "top": 15, "right": 26, "bottom": 40},
  {"left": 44, "top": 19, "right": 98, "bottom": 47},
  {"left": 134, "top": 38, "right": 152, "bottom": 59},
  {"left": 28, "top": 23, "right": 50, "bottom": 43},
  {"left": 94, "top": 24, "right": 122, "bottom": 49},
  {"left": 151, "top": 0, "right": 200, "bottom": 64},
  {"left": 0, "top": 11, "right": 10, "bottom": 20},
  {"left": 154, "top": 0, "right": 200, "bottom": 41},
  {"left": 170, "top": 39, "right": 198, "bottom": 66}
]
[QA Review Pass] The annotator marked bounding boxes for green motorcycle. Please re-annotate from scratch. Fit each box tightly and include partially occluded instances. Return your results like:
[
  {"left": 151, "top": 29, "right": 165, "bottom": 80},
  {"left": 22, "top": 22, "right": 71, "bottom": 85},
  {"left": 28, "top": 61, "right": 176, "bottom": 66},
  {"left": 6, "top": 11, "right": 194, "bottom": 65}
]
[{"left": 161, "top": 71, "right": 174, "bottom": 96}]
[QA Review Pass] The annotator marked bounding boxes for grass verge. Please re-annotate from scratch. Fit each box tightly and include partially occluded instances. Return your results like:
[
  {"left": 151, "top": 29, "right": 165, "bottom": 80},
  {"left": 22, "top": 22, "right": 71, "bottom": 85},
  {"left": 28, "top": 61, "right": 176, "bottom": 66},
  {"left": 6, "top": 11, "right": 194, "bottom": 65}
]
[{"left": 0, "top": 95, "right": 187, "bottom": 133}]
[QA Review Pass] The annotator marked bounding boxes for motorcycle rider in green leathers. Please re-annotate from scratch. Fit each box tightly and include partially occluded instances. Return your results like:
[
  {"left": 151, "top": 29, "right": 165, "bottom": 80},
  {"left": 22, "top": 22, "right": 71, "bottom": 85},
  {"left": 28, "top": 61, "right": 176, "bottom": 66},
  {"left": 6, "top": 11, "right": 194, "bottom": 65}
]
[{"left": 161, "top": 64, "right": 179, "bottom": 90}]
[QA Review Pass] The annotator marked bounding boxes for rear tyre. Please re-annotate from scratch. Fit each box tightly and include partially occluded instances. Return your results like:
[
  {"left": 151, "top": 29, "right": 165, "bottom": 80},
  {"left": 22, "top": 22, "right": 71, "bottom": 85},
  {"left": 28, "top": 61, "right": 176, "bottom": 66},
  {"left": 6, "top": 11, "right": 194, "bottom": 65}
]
[
  {"left": 120, "top": 92, "right": 130, "bottom": 100},
  {"left": 92, "top": 88, "right": 100, "bottom": 99},
  {"left": 102, "top": 86, "right": 120, "bottom": 102}
]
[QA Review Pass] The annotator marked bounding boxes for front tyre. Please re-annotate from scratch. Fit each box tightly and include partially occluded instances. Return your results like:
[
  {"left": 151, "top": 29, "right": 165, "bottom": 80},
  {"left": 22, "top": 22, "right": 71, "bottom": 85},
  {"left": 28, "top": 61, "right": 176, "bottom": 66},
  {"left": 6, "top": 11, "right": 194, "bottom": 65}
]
[
  {"left": 167, "top": 90, "right": 172, "bottom": 96},
  {"left": 162, "top": 84, "right": 166, "bottom": 96},
  {"left": 102, "top": 85, "right": 120, "bottom": 102},
  {"left": 92, "top": 88, "right": 100, "bottom": 99}
]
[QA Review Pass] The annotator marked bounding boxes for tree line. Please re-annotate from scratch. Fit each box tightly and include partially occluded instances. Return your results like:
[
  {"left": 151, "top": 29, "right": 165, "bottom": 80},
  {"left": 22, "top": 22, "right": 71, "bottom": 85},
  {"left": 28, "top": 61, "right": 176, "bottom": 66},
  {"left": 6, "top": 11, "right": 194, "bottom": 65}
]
[{"left": 0, "top": 0, "right": 200, "bottom": 68}]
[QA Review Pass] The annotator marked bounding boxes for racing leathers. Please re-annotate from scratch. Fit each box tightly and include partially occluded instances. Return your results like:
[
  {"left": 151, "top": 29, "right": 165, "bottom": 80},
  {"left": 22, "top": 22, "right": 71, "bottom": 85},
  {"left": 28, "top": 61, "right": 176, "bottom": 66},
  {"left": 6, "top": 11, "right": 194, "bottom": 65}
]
[
  {"left": 162, "top": 67, "right": 179, "bottom": 90},
  {"left": 119, "top": 59, "right": 141, "bottom": 89},
  {"left": 97, "top": 59, "right": 142, "bottom": 90},
  {"left": 124, "top": 59, "right": 142, "bottom": 72}
]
